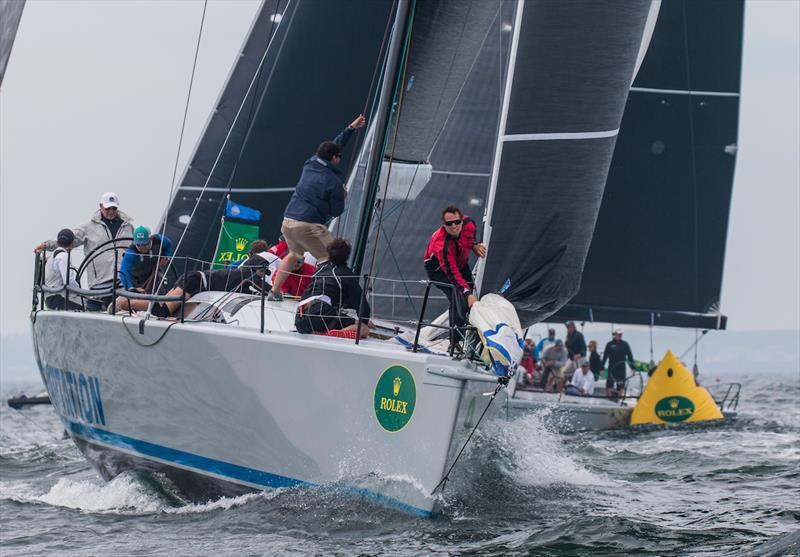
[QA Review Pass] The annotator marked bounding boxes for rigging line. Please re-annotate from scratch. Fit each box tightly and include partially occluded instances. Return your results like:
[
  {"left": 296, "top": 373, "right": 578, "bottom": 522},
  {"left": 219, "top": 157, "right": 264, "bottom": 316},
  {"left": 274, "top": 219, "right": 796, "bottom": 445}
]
[
  {"left": 431, "top": 379, "right": 506, "bottom": 496},
  {"left": 344, "top": 0, "right": 398, "bottom": 183},
  {"left": 195, "top": 0, "right": 288, "bottom": 261},
  {"left": 679, "top": 329, "right": 708, "bottom": 361},
  {"left": 151, "top": 0, "right": 208, "bottom": 296},
  {"left": 365, "top": 9, "right": 415, "bottom": 283},
  {"left": 162, "top": 0, "right": 293, "bottom": 283},
  {"left": 373, "top": 218, "right": 419, "bottom": 315},
  {"left": 422, "top": 1, "right": 474, "bottom": 158},
  {"left": 121, "top": 317, "right": 179, "bottom": 348},
  {"left": 426, "top": 2, "right": 503, "bottom": 159},
  {"left": 336, "top": 29, "right": 395, "bottom": 238},
  {"left": 376, "top": 162, "right": 420, "bottom": 271},
  {"left": 9, "top": 406, "right": 64, "bottom": 442},
  {"left": 680, "top": 0, "right": 702, "bottom": 323},
  {"left": 361, "top": 0, "right": 399, "bottom": 118}
]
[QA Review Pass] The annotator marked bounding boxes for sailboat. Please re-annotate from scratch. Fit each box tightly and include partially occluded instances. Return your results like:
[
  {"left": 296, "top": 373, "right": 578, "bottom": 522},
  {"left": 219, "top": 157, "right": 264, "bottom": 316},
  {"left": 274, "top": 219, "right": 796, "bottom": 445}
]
[
  {"left": 505, "top": 0, "right": 746, "bottom": 431},
  {"left": 31, "top": 0, "right": 661, "bottom": 515}
]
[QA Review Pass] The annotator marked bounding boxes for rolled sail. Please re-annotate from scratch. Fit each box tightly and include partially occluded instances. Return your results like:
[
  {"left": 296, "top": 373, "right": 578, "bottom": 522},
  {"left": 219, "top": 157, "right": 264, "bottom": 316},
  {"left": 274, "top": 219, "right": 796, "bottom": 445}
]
[{"left": 479, "top": 0, "right": 657, "bottom": 327}]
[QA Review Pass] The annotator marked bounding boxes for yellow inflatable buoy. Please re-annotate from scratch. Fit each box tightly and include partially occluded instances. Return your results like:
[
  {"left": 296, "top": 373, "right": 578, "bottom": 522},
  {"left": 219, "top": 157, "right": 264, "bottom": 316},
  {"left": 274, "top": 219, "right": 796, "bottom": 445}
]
[{"left": 630, "top": 350, "right": 723, "bottom": 426}]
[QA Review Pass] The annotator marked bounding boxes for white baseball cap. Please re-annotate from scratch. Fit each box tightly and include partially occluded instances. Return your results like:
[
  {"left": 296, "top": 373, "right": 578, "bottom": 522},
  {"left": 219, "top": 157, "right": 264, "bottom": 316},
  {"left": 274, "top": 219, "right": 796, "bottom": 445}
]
[
  {"left": 613, "top": 328, "right": 624, "bottom": 335},
  {"left": 100, "top": 192, "right": 120, "bottom": 208}
]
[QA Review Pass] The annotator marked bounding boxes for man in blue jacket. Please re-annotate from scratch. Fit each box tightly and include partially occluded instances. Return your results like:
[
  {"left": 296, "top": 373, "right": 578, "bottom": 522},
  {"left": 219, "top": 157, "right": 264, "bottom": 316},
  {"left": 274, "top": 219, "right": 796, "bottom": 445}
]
[
  {"left": 119, "top": 226, "right": 173, "bottom": 291},
  {"left": 268, "top": 114, "right": 366, "bottom": 300}
]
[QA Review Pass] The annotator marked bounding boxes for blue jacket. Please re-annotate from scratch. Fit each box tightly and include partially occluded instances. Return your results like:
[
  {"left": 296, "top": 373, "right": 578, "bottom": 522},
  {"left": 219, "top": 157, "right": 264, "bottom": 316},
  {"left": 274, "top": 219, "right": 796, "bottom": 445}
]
[
  {"left": 119, "top": 234, "right": 173, "bottom": 289},
  {"left": 283, "top": 127, "right": 354, "bottom": 224}
]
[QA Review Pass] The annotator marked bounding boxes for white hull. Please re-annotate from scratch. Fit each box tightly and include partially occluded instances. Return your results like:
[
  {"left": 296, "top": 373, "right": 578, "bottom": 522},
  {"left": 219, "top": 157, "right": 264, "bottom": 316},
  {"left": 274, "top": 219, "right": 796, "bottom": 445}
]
[
  {"left": 31, "top": 309, "right": 498, "bottom": 516},
  {"left": 505, "top": 388, "right": 634, "bottom": 431}
]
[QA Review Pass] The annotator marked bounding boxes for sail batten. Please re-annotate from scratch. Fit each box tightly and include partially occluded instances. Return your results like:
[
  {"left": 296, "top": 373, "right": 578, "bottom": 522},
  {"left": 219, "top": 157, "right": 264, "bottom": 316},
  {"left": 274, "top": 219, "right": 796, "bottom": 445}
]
[{"left": 502, "top": 129, "right": 620, "bottom": 141}]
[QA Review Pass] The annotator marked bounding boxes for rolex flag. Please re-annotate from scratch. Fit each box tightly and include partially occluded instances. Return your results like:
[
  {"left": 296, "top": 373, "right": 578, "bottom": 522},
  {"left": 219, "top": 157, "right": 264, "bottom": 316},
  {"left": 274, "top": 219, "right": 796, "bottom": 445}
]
[{"left": 212, "top": 201, "right": 261, "bottom": 269}]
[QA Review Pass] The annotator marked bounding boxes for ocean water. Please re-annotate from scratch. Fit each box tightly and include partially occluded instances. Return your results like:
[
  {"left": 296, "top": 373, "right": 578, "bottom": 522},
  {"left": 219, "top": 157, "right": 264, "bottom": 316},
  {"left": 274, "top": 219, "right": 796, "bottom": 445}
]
[{"left": 1, "top": 372, "right": 798, "bottom": 556}]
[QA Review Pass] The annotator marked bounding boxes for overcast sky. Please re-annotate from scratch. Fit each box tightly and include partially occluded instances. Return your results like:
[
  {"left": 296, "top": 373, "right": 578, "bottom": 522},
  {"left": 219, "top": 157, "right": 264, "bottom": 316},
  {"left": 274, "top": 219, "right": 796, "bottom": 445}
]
[{"left": 1, "top": 0, "right": 798, "bottom": 338}]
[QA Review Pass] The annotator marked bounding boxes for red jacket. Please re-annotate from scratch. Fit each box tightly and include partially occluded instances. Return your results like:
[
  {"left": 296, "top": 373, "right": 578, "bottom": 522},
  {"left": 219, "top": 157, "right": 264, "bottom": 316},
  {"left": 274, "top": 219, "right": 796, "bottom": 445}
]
[
  {"left": 281, "top": 262, "right": 316, "bottom": 297},
  {"left": 269, "top": 240, "right": 289, "bottom": 259},
  {"left": 423, "top": 216, "right": 477, "bottom": 292}
]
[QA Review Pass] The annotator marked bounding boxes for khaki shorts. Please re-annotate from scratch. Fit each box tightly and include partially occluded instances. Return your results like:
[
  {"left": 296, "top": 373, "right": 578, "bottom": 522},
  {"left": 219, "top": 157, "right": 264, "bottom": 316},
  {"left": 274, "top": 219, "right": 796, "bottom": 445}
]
[{"left": 281, "top": 218, "right": 332, "bottom": 261}]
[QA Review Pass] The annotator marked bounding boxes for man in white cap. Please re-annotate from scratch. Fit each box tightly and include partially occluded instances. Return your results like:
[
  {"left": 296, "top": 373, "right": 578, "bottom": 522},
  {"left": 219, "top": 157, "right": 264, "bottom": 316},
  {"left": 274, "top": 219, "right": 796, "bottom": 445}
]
[
  {"left": 603, "top": 328, "right": 634, "bottom": 397},
  {"left": 35, "top": 192, "right": 135, "bottom": 310},
  {"left": 567, "top": 358, "right": 595, "bottom": 396}
]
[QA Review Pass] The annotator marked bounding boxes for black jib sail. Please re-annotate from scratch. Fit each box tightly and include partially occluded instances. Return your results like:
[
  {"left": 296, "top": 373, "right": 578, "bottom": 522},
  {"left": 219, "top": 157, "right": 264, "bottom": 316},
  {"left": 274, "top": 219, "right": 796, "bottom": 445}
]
[
  {"left": 476, "top": 0, "right": 656, "bottom": 327},
  {"left": 163, "top": 0, "right": 393, "bottom": 264},
  {"left": 551, "top": 0, "right": 745, "bottom": 330}
]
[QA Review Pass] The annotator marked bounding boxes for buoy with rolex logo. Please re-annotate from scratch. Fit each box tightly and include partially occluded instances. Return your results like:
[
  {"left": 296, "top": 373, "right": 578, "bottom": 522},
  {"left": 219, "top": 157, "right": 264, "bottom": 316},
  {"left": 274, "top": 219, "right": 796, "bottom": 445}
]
[{"left": 630, "top": 350, "right": 723, "bottom": 426}]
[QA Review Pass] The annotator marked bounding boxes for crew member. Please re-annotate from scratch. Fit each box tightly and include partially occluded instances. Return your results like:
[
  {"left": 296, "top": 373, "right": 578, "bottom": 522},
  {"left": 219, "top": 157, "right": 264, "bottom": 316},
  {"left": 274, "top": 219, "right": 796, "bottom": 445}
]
[
  {"left": 268, "top": 115, "right": 367, "bottom": 301},
  {"left": 603, "top": 328, "right": 634, "bottom": 397},
  {"left": 119, "top": 226, "right": 173, "bottom": 291},
  {"left": 567, "top": 358, "right": 595, "bottom": 396},
  {"left": 146, "top": 256, "right": 271, "bottom": 317},
  {"left": 423, "top": 205, "right": 486, "bottom": 345},
  {"left": 294, "top": 239, "right": 371, "bottom": 337},
  {"left": 534, "top": 328, "right": 557, "bottom": 361},
  {"left": 35, "top": 192, "right": 135, "bottom": 310},
  {"left": 281, "top": 256, "right": 316, "bottom": 297},
  {"left": 564, "top": 321, "right": 587, "bottom": 360},
  {"left": 42, "top": 229, "right": 82, "bottom": 310}
]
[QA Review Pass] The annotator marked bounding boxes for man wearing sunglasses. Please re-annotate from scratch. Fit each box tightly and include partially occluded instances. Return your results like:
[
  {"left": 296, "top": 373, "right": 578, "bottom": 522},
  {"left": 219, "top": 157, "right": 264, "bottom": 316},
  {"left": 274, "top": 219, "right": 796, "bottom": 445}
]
[{"left": 423, "top": 205, "right": 486, "bottom": 340}]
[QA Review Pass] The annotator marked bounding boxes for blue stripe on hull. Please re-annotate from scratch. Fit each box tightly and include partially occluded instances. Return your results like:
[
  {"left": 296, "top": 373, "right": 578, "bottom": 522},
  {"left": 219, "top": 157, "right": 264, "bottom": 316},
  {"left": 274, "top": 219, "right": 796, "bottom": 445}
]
[{"left": 65, "top": 420, "right": 432, "bottom": 517}]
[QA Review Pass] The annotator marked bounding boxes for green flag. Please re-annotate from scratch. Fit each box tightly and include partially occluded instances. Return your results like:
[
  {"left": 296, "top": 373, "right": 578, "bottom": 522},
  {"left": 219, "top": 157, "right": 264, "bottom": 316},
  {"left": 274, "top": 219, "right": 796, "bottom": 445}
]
[
  {"left": 628, "top": 359, "right": 652, "bottom": 374},
  {"left": 212, "top": 220, "right": 259, "bottom": 269}
]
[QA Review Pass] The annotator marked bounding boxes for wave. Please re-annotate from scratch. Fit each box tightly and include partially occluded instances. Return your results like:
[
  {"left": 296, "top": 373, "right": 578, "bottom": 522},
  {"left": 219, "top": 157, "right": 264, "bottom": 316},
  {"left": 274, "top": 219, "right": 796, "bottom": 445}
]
[{"left": 0, "top": 473, "right": 273, "bottom": 517}]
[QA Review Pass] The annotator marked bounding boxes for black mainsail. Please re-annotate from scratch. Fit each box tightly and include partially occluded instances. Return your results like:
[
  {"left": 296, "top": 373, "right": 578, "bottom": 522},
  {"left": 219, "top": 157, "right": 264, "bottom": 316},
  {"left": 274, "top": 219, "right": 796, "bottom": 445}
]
[
  {"left": 551, "top": 0, "right": 745, "bottom": 330},
  {"left": 475, "top": 0, "right": 656, "bottom": 327},
  {"left": 163, "top": 0, "right": 393, "bottom": 264}
]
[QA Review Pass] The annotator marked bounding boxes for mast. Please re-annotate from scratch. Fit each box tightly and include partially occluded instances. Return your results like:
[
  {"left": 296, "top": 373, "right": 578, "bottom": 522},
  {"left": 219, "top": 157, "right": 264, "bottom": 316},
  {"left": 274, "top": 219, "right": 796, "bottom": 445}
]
[
  {"left": 352, "top": 0, "right": 413, "bottom": 275},
  {"left": 473, "top": 0, "right": 525, "bottom": 296}
]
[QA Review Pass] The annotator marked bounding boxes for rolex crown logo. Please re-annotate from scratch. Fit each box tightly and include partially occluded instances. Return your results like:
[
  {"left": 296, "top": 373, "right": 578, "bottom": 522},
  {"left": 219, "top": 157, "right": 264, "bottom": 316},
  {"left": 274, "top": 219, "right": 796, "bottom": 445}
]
[
  {"left": 235, "top": 237, "right": 248, "bottom": 251},
  {"left": 393, "top": 377, "right": 402, "bottom": 397},
  {"left": 669, "top": 398, "right": 679, "bottom": 409}
]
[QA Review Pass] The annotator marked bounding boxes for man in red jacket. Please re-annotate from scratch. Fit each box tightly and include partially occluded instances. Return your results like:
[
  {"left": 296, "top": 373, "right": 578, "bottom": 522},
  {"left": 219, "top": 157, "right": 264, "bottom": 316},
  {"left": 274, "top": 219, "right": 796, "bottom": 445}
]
[
  {"left": 423, "top": 205, "right": 486, "bottom": 343},
  {"left": 280, "top": 255, "right": 316, "bottom": 297}
]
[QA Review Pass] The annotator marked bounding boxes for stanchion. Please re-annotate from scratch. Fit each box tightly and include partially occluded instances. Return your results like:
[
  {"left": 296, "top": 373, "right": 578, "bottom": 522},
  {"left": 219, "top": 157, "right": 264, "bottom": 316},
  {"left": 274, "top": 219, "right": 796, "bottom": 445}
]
[
  {"left": 111, "top": 247, "right": 119, "bottom": 312},
  {"left": 260, "top": 263, "right": 267, "bottom": 334},
  {"left": 413, "top": 282, "right": 432, "bottom": 352},
  {"left": 179, "top": 258, "right": 188, "bottom": 324},
  {"left": 355, "top": 274, "right": 369, "bottom": 345},
  {"left": 65, "top": 250, "right": 72, "bottom": 310}
]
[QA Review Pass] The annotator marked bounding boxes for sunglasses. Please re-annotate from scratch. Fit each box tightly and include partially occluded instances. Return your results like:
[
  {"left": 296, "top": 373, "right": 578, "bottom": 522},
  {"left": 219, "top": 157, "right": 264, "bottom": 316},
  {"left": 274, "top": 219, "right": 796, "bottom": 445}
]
[{"left": 443, "top": 219, "right": 462, "bottom": 226}]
